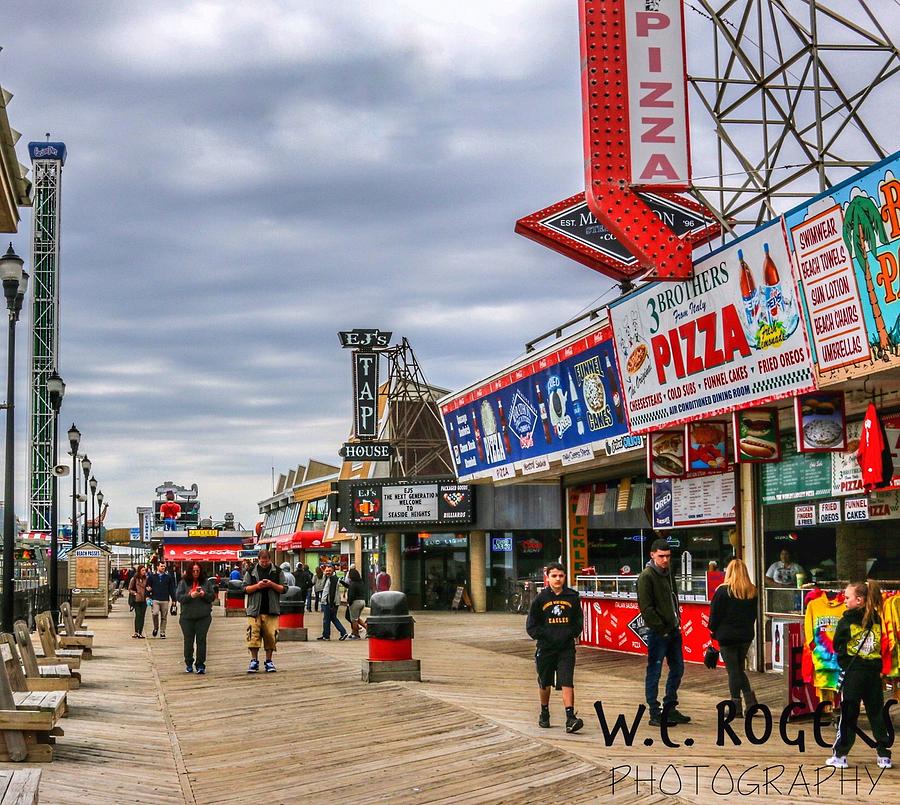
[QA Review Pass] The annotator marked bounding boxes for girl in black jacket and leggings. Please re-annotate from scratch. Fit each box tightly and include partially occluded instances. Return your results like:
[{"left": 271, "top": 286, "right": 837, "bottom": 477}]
[{"left": 708, "top": 559, "right": 758, "bottom": 716}]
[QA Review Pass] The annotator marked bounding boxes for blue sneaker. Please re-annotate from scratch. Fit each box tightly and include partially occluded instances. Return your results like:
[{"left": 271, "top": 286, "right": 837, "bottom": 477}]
[
  {"left": 247, "top": 659, "right": 259, "bottom": 673},
  {"left": 196, "top": 665, "right": 206, "bottom": 675},
  {"left": 264, "top": 660, "right": 276, "bottom": 673},
  {"left": 185, "top": 665, "right": 194, "bottom": 673}
]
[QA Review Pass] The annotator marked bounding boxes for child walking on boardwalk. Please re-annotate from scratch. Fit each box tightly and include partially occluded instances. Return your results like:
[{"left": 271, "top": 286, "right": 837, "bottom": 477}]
[
  {"left": 525, "top": 562, "right": 584, "bottom": 734},
  {"left": 827, "top": 580, "right": 892, "bottom": 769}
]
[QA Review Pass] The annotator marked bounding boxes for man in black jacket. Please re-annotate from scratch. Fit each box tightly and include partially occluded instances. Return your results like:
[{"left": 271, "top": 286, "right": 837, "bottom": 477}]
[
  {"left": 637, "top": 539, "right": 691, "bottom": 727},
  {"left": 148, "top": 561, "right": 177, "bottom": 638},
  {"left": 526, "top": 562, "right": 584, "bottom": 733}
]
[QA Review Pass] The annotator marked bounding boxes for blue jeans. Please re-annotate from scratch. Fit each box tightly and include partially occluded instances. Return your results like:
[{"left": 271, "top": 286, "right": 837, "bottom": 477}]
[
  {"left": 645, "top": 630, "right": 684, "bottom": 714},
  {"left": 163, "top": 518, "right": 177, "bottom": 531},
  {"left": 305, "top": 588, "right": 312, "bottom": 612},
  {"left": 321, "top": 603, "right": 346, "bottom": 639}
]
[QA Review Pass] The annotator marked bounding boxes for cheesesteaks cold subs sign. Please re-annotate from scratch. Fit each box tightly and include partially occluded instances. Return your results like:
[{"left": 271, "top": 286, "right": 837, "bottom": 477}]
[
  {"left": 349, "top": 479, "right": 473, "bottom": 527},
  {"left": 609, "top": 220, "right": 816, "bottom": 432}
]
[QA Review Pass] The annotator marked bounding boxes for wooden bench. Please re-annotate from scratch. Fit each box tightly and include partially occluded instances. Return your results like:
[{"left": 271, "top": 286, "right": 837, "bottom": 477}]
[
  {"left": 9, "top": 627, "right": 80, "bottom": 691},
  {"left": 0, "top": 769, "right": 41, "bottom": 803},
  {"left": 57, "top": 603, "right": 94, "bottom": 650},
  {"left": 0, "top": 642, "right": 63, "bottom": 762},
  {"left": 35, "top": 615, "right": 88, "bottom": 664},
  {"left": 73, "top": 600, "right": 88, "bottom": 629}
]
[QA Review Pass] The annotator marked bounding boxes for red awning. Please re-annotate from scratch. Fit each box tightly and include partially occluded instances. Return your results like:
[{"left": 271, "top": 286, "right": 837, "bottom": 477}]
[
  {"left": 164, "top": 544, "right": 242, "bottom": 561},
  {"left": 274, "top": 531, "right": 333, "bottom": 551}
]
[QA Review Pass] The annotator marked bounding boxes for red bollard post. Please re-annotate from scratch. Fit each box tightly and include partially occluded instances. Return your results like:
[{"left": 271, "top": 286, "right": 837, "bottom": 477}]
[
  {"left": 361, "top": 591, "right": 421, "bottom": 682},
  {"left": 278, "top": 588, "right": 307, "bottom": 641},
  {"left": 224, "top": 587, "right": 246, "bottom": 617}
]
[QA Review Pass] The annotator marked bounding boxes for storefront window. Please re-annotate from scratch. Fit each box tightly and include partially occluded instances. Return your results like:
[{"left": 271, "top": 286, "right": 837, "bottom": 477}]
[
  {"left": 304, "top": 497, "right": 329, "bottom": 523},
  {"left": 402, "top": 533, "right": 468, "bottom": 610},
  {"left": 486, "top": 531, "right": 560, "bottom": 610}
]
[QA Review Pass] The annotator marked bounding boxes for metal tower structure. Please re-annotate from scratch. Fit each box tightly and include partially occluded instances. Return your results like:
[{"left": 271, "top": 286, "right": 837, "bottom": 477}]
[
  {"left": 686, "top": 0, "right": 900, "bottom": 232},
  {"left": 26, "top": 140, "right": 66, "bottom": 534},
  {"left": 380, "top": 338, "right": 454, "bottom": 479}
]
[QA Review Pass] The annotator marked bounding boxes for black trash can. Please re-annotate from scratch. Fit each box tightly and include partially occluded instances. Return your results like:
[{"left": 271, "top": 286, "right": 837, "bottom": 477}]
[
  {"left": 224, "top": 579, "right": 246, "bottom": 617},
  {"left": 362, "top": 591, "right": 420, "bottom": 681},
  {"left": 367, "top": 591, "right": 415, "bottom": 651},
  {"left": 278, "top": 585, "right": 307, "bottom": 640}
]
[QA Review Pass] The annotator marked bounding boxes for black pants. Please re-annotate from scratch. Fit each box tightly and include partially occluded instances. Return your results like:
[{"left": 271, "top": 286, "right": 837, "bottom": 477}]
[
  {"left": 133, "top": 602, "right": 147, "bottom": 635},
  {"left": 834, "top": 664, "right": 891, "bottom": 758},
  {"left": 180, "top": 615, "right": 212, "bottom": 667},
  {"left": 719, "top": 642, "right": 753, "bottom": 700}
]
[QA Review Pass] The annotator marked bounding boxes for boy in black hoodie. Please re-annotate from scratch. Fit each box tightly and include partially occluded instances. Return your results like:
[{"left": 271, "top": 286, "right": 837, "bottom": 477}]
[{"left": 526, "top": 562, "right": 584, "bottom": 733}]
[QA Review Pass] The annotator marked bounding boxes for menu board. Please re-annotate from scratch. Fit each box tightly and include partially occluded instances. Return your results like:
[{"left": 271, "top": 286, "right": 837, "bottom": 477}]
[
  {"left": 608, "top": 219, "right": 815, "bottom": 434},
  {"left": 652, "top": 473, "right": 735, "bottom": 529},
  {"left": 761, "top": 435, "right": 832, "bottom": 503}
]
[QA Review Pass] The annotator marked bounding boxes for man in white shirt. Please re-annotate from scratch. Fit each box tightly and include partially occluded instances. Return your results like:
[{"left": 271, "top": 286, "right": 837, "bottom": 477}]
[{"left": 765, "top": 549, "right": 806, "bottom": 587}]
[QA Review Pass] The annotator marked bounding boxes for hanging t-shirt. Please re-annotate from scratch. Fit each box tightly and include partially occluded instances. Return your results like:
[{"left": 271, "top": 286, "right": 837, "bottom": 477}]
[
  {"left": 856, "top": 402, "right": 894, "bottom": 490},
  {"left": 803, "top": 593, "right": 846, "bottom": 690},
  {"left": 884, "top": 592, "right": 900, "bottom": 678}
]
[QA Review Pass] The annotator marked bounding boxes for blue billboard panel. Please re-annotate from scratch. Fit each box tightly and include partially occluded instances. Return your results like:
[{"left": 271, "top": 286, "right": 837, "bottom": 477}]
[{"left": 441, "top": 326, "right": 631, "bottom": 481}]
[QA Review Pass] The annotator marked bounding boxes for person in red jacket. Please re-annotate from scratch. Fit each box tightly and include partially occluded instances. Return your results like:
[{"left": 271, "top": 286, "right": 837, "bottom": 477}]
[{"left": 160, "top": 492, "right": 182, "bottom": 531}]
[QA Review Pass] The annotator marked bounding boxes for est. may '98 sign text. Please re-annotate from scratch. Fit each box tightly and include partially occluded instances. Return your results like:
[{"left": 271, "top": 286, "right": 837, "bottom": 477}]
[{"left": 349, "top": 480, "right": 473, "bottom": 527}]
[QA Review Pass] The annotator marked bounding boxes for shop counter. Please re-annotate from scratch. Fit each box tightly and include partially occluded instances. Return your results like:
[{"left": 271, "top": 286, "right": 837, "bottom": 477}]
[{"left": 575, "top": 574, "right": 715, "bottom": 664}]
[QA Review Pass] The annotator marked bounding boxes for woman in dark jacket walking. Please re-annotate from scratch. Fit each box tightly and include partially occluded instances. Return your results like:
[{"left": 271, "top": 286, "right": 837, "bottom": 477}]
[
  {"left": 341, "top": 568, "right": 367, "bottom": 639},
  {"left": 128, "top": 565, "right": 150, "bottom": 638},
  {"left": 708, "top": 558, "right": 759, "bottom": 716},
  {"left": 176, "top": 562, "right": 217, "bottom": 674}
]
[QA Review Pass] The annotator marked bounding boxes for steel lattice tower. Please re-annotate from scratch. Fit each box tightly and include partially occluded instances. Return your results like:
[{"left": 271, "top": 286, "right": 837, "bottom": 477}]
[
  {"left": 685, "top": 1, "right": 900, "bottom": 233},
  {"left": 381, "top": 338, "right": 454, "bottom": 479},
  {"left": 26, "top": 141, "right": 66, "bottom": 534}
]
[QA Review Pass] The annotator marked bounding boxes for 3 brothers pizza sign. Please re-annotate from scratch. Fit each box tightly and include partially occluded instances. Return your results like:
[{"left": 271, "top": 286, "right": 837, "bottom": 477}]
[{"left": 608, "top": 220, "right": 816, "bottom": 433}]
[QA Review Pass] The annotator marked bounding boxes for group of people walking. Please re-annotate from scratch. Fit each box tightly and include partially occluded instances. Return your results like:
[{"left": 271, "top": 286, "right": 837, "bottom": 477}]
[
  {"left": 125, "top": 559, "right": 216, "bottom": 673},
  {"left": 123, "top": 550, "right": 391, "bottom": 673},
  {"left": 526, "top": 539, "right": 892, "bottom": 769}
]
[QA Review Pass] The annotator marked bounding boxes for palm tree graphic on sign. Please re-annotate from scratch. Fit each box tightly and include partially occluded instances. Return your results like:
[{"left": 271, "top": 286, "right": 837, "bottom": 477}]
[{"left": 842, "top": 193, "right": 891, "bottom": 359}]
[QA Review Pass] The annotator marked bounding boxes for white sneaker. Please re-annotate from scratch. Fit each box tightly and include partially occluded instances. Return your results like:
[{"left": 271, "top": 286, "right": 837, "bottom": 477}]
[
  {"left": 826, "top": 755, "right": 848, "bottom": 768},
  {"left": 877, "top": 755, "right": 892, "bottom": 769}
]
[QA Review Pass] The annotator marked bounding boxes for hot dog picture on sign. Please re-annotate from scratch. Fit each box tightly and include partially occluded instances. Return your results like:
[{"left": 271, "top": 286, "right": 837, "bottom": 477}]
[
  {"left": 609, "top": 219, "right": 815, "bottom": 434},
  {"left": 732, "top": 407, "right": 781, "bottom": 463}
]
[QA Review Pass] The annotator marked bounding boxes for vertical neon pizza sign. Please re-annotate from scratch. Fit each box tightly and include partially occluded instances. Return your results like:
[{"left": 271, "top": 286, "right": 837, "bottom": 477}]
[{"left": 579, "top": 0, "right": 693, "bottom": 280}]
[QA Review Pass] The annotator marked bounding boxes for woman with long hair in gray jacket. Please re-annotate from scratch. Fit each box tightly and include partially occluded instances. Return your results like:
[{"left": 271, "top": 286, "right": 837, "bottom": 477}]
[{"left": 176, "top": 562, "right": 216, "bottom": 674}]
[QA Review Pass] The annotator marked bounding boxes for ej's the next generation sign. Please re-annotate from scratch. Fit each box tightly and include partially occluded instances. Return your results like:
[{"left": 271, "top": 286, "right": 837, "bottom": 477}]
[{"left": 349, "top": 480, "right": 473, "bottom": 527}]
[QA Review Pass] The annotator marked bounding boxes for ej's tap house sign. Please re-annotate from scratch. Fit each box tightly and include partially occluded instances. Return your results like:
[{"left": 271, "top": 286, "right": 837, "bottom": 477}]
[{"left": 608, "top": 219, "right": 816, "bottom": 433}]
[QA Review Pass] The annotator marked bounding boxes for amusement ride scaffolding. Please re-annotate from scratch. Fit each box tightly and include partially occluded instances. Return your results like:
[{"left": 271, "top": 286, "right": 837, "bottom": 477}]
[{"left": 26, "top": 139, "right": 65, "bottom": 535}]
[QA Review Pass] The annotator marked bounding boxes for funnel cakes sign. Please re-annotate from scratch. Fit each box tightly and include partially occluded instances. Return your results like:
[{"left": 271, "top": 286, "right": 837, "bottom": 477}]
[{"left": 609, "top": 219, "right": 815, "bottom": 433}]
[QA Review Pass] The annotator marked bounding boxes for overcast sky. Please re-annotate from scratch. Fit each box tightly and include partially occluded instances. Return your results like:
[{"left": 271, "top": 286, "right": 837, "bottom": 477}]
[{"left": 1, "top": 2, "right": 897, "bottom": 530}]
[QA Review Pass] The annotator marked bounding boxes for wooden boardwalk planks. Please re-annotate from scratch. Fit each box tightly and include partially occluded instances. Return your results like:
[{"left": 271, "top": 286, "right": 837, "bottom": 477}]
[{"left": 0, "top": 604, "right": 895, "bottom": 803}]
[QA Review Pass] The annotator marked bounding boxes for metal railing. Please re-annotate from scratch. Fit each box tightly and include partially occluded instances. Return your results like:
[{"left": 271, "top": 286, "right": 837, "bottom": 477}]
[{"left": 1, "top": 583, "right": 69, "bottom": 630}]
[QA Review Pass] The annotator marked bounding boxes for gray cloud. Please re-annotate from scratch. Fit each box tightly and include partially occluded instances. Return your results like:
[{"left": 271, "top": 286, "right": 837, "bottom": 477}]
[{"left": 1, "top": 1, "right": 897, "bottom": 528}]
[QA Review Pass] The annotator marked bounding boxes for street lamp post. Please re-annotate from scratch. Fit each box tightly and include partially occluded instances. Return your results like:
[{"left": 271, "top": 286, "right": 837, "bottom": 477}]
[
  {"left": 47, "top": 373, "right": 66, "bottom": 621},
  {"left": 67, "top": 426, "right": 80, "bottom": 546},
  {"left": 88, "top": 477, "right": 97, "bottom": 544},
  {"left": 80, "top": 455, "right": 91, "bottom": 545},
  {"left": 96, "top": 490, "right": 104, "bottom": 547},
  {"left": 1, "top": 244, "right": 29, "bottom": 633}
]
